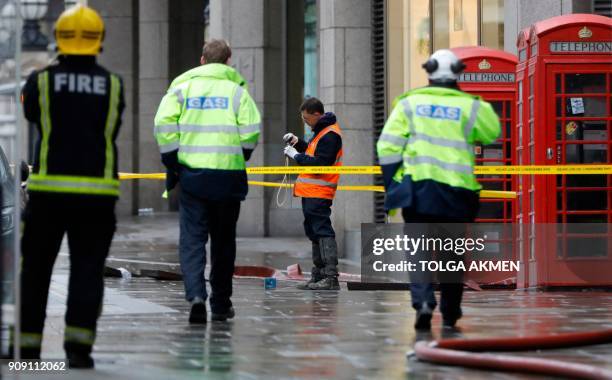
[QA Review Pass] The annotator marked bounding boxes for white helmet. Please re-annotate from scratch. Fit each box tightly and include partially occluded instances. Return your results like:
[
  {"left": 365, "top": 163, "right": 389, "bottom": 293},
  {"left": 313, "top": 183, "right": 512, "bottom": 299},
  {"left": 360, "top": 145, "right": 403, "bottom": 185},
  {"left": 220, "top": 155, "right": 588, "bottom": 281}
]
[{"left": 422, "top": 49, "right": 466, "bottom": 82}]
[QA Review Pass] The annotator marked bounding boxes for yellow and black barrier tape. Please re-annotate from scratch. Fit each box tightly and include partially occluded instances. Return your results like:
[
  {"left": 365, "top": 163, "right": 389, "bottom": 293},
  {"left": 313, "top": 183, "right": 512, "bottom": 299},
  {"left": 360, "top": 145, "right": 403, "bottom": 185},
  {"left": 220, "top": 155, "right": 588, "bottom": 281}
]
[
  {"left": 118, "top": 164, "right": 612, "bottom": 199},
  {"left": 474, "top": 165, "right": 612, "bottom": 175},
  {"left": 245, "top": 180, "right": 516, "bottom": 199},
  {"left": 247, "top": 166, "right": 381, "bottom": 175},
  {"left": 244, "top": 165, "right": 612, "bottom": 175},
  {"left": 120, "top": 173, "right": 167, "bottom": 180},
  {"left": 119, "top": 164, "right": 612, "bottom": 179},
  {"left": 118, "top": 173, "right": 516, "bottom": 199}
]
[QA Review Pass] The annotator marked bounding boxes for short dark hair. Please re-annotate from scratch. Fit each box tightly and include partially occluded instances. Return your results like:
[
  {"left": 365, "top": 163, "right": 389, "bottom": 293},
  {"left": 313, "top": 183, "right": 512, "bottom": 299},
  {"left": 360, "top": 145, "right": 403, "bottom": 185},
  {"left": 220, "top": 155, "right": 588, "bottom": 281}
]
[
  {"left": 202, "top": 39, "right": 232, "bottom": 64},
  {"left": 300, "top": 97, "right": 324, "bottom": 115}
]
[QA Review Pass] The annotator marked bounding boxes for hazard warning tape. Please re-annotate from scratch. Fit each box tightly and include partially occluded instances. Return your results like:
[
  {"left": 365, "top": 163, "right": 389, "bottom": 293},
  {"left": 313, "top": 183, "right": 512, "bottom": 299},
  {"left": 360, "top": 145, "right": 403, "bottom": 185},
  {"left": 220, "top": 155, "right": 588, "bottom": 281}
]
[
  {"left": 247, "top": 180, "right": 382, "bottom": 192},
  {"left": 119, "top": 173, "right": 166, "bottom": 180},
  {"left": 116, "top": 173, "right": 515, "bottom": 199},
  {"left": 119, "top": 165, "right": 612, "bottom": 179},
  {"left": 246, "top": 166, "right": 381, "bottom": 175},
  {"left": 118, "top": 164, "right": 612, "bottom": 199},
  {"left": 247, "top": 180, "right": 516, "bottom": 199},
  {"left": 244, "top": 165, "right": 612, "bottom": 175},
  {"left": 474, "top": 165, "right": 612, "bottom": 175}
]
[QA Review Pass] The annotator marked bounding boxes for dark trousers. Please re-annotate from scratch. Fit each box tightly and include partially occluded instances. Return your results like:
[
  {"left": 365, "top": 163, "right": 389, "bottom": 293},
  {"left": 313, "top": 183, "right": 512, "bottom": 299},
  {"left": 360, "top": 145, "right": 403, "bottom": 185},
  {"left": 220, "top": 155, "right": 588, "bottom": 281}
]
[
  {"left": 179, "top": 190, "right": 240, "bottom": 313},
  {"left": 302, "top": 198, "right": 335, "bottom": 242},
  {"left": 20, "top": 194, "right": 116, "bottom": 355},
  {"left": 301, "top": 197, "right": 337, "bottom": 277},
  {"left": 402, "top": 209, "right": 472, "bottom": 320}
]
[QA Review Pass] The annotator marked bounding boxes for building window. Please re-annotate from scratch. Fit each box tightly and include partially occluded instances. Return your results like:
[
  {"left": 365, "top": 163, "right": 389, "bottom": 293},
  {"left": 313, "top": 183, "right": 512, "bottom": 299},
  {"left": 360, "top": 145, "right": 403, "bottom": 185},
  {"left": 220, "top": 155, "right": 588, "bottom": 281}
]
[
  {"left": 386, "top": 0, "right": 430, "bottom": 100},
  {"left": 303, "top": 0, "right": 318, "bottom": 139},
  {"left": 480, "top": 0, "right": 504, "bottom": 49},
  {"left": 304, "top": 0, "right": 317, "bottom": 99},
  {"left": 386, "top": 0, "right": 505, "bottom": 107},
  {"left": 203, "top": 0, "right": 210, "bottom": 40},
  {"left": 433, "top": 0, "right": 478, "bottom": 50}
]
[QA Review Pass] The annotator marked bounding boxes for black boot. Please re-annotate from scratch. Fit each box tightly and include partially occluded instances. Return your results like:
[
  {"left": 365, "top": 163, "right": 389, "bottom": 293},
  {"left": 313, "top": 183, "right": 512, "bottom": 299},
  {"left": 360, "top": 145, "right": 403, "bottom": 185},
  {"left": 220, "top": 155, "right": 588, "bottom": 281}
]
[
  {"left": 211, "top": 307, "right": 235, "bottom": 322},
  {"left": 442, "top": 311, "right": 462, "bottom": 329},
  {"left": 308, "top": 276, "right": 340, "bottom": 290},
  {"left": 297, "top": 268, "right": 324, "bottom": 290},
  {"left": 67, "top": 351, "right": 94, "bottom": 369},
  {"left": 189, "top": 297, "right": 207, "bottom": 324},
  {"left": 8, "top": 346, "right": 41, "bottom": 360},
  {"left": 319, "top": 237, "right": 339, "bottom": 278},
  {"left": 414, "top": 304, "right": 433, "bottom": 331},
  {"left": 297, "top": 242, "right": 324, "bottom": 290}
]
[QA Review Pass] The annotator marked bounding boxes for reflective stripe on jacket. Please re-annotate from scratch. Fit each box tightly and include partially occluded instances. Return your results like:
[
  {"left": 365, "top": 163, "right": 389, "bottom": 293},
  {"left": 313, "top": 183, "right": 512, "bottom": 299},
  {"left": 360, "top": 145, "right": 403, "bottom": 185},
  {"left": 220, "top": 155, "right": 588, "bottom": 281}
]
[
  {"left": 294, "top": 124, "right": 343, "bottom": 200},
  {"left": 22, "top": 56, "right": 124, "bottom": 198},
  {"left": 154, "top": 63, "right": 261, "bottom": 171},
  {"left": 376, "top": 86, "right": 500, "bottom": 211}
]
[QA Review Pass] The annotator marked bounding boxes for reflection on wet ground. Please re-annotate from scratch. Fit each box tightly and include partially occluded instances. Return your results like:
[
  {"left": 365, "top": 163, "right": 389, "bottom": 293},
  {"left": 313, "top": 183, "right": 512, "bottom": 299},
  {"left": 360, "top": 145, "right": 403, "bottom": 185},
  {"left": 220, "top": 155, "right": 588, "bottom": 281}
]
[
  {"left": 3, "top": 213, "right": 611, "bottom": 379},
  {"left": 5, "top": 274, "right": 609, "bottom": 380}
]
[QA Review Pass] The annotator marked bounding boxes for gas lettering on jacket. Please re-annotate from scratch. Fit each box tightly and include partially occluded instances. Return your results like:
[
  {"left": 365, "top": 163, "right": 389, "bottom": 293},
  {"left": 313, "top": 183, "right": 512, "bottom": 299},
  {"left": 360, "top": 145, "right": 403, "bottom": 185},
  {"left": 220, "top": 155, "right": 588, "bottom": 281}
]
[
  {"left": 186, "top": 97, "right": 229, "bottom": 110},
  {"left": 415, "top": 104, "right": 461, "bottom": 121},
  {"left": 54, "top": 73, "right": 107, "bottom": 95}
]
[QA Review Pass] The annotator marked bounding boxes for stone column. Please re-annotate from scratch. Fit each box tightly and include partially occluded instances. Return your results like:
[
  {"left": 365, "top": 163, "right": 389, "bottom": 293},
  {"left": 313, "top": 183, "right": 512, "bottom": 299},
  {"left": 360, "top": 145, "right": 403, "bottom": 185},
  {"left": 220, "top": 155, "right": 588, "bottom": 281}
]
[
  {"left": 93, "top": 0, "right": 204, "bottom": 216},
  {"left": 138, "top": 0, "right": 204, "bottom": 213},
  {"left": 318, "top": 0, "right": 373, "bottom": 260},
  {"left": 267, "top": 0, "right": 306, "bottom": 237},
  {"left": 137, "top": 0, "right": 168, "bottom": 213},
  {"left": 91, "top": 0, "right": 136, "bottom": 216},
  {"left": 209, "top": 0, "right": 285, "bottom": 237}
]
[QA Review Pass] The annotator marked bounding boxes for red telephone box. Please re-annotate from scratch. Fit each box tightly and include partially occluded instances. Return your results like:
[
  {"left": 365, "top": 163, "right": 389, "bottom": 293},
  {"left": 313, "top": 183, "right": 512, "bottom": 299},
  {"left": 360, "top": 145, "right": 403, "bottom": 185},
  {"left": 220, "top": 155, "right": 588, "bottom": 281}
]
[
  {"left": 516, "top": 14, "right": 612, "bottom": 288},
  {"left": 452, "top": 47, "right": 518, "bottom": 286},
  {"left": 514, "top": 27, "right": 533, "bottom": 288},
  {"left": 452, "top": 46, "right": 517, "bottom": 224}
]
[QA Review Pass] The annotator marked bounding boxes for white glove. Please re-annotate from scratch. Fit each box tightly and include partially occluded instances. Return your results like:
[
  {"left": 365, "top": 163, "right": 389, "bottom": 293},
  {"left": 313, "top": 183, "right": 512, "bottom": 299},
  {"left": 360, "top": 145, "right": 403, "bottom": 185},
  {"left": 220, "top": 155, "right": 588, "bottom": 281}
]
[
  {"left": 284, "top": 145, "right": 298, "bottom": 160},
  {"left": 283, "top": 133, "right": 298, "bottom": 145}
]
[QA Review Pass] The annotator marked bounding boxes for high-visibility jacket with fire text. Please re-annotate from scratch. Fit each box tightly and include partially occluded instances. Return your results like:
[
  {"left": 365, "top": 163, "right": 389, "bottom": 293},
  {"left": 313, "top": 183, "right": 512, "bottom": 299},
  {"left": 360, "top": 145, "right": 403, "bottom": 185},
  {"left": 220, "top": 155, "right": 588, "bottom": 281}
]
[{"left": 22, "top": 56, "right": 124, "bottom": 198}]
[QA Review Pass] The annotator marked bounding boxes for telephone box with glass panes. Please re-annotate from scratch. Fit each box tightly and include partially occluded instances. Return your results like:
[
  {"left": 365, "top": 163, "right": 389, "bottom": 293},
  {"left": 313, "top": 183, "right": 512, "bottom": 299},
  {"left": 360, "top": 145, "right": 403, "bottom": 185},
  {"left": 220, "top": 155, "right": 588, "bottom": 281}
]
[
  {"left": 452, "top": 46, "right": 518, "bottom": 286},
  {"left": 452, "top": 46, "right": 517, "bottom": 224},
  {"left": 517, "top": 14, "right": 612, "bottom": 288},
  {"left": 514, "top": 27, "right": 532, "bottom": 288}
]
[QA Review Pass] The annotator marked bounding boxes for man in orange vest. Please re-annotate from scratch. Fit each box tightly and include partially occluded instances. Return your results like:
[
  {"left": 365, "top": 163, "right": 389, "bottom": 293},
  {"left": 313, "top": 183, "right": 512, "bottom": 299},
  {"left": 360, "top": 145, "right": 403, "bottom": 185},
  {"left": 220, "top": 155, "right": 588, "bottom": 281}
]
[{"left": 283, "top": 98, "right": 343, "bottom": 290}]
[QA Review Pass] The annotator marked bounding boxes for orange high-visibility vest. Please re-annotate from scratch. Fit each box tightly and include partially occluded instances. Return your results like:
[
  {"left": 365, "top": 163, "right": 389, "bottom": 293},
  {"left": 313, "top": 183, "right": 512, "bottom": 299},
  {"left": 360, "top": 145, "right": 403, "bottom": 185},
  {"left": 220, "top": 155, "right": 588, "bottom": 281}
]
[{"left": 294, "top": 124, "right": 343, "bottom": 200}]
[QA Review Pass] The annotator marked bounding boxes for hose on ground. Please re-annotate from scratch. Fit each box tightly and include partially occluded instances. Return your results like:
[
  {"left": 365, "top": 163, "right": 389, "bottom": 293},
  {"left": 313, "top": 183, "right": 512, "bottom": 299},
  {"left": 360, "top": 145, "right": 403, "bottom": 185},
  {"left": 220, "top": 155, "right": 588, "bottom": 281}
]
[{"left": 414, "top": 329, "right": 612, "bottom": 380}]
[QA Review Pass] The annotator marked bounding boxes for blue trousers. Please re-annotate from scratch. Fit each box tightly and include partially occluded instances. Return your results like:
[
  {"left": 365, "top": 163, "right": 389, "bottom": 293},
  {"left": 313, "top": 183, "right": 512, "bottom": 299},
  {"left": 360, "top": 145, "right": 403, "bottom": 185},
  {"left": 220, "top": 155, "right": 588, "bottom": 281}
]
[
  {"left": 403, "top": 209, "right": 471, "bottom": 320},
  {"left": 409, "top": 283, "right": 463, "bottom": 319},
  {"left": 179, "top": 191, "right": 240, "bottom": 313}
]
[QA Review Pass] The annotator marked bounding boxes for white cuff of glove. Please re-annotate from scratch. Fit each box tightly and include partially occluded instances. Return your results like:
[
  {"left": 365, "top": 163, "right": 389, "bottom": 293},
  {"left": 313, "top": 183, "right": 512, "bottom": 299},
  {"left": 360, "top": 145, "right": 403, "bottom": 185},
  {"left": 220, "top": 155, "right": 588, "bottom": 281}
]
[{"left": 283, "top": 145, "right": 298, "bottom": 160}]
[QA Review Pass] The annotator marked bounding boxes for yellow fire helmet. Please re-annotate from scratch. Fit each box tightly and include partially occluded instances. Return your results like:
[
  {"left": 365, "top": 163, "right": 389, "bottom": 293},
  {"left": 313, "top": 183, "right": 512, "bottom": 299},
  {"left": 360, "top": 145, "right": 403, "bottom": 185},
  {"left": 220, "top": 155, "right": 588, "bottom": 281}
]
[{"left": 55, "top": 4, "right": 104, "bottom": 55}]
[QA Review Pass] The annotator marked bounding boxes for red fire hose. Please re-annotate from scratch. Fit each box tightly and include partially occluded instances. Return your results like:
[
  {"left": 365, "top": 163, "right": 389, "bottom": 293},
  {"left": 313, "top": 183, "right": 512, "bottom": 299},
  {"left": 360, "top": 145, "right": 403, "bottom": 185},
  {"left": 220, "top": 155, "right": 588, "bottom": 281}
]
[{"left": 414, "top": 329, "right": 612, "bottom": 379}]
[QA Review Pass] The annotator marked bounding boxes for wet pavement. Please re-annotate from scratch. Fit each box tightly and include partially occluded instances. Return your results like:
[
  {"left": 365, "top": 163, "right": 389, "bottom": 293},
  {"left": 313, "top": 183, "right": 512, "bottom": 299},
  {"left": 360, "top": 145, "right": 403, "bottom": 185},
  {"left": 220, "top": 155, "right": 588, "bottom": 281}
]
[
  {"left": 105, "top": 213, "right": 358, "bottom": 276},
  {"left": 2, "top": 213, "right": 612, "bottom": 379}
]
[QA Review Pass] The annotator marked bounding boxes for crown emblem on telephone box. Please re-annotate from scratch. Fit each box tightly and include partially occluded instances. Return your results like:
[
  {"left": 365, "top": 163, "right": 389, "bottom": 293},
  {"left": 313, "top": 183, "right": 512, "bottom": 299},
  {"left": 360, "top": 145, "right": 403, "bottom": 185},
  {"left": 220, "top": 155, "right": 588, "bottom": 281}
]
[
  {"left": 478, "top": 59, "right": 492, "bottom": 70},
  {"left": 578, "top": 26, "right": 593, "bottom": 39}
]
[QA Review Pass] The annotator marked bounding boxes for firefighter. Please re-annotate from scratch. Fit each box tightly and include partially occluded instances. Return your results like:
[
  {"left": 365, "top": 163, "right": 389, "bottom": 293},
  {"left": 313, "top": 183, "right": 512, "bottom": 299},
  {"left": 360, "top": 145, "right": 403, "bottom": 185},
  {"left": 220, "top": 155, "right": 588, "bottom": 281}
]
[
  {"left": 283, "top": 97, "right": 343, "bottom": 291},
  {"left": 376, "top": 49, "right": 500, "bottom": 330},
  {"left": 154, "top": 39, "right": 261, "bottom": 323},
  {"left": 17, "top": 5, "right": 124, "bottom": 368}
]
